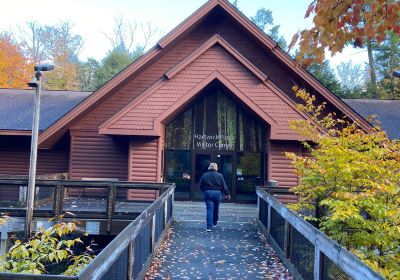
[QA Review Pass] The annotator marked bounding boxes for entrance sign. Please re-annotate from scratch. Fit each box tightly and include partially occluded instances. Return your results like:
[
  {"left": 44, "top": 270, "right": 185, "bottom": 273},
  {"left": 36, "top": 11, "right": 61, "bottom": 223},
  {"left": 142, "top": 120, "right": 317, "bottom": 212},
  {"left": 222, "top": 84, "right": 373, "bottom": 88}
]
[{"left": 194, "top": 134, "right": 235, "bottom": 150}]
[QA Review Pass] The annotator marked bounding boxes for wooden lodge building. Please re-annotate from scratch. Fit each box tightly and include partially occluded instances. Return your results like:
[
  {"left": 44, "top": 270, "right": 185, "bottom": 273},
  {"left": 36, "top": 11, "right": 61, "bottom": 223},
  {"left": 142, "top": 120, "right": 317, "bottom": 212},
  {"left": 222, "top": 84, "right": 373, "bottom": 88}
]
[{"left": 1, "top": 0, "right": 394, "bottom": 203}]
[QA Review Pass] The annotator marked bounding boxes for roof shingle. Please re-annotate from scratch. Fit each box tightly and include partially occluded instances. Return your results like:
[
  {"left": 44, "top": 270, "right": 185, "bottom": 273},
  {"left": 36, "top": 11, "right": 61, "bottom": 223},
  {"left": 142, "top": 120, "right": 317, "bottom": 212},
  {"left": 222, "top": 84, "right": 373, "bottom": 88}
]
[
  {"left": 0, "top": 88, "right": 91, "bottom": 131},
  {"left": 344, "top": 99, "right": 400, "bottom": 139}
]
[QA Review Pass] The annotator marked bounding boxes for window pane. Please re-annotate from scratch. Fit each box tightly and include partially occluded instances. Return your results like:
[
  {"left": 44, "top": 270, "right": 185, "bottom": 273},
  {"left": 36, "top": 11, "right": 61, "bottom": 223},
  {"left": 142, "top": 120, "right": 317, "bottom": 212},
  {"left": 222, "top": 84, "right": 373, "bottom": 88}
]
[
  {"left": 164, "top": 149, "right": 192, "bottom": 200},
  {"left": 236, "top": 153, "right": 261, "bottom": 201},
  {"left": 165, "top": 108, "right": 193, "bottom": 149},
  {"left": 217, "top": 91, "right": 236, "bottom": 150}
]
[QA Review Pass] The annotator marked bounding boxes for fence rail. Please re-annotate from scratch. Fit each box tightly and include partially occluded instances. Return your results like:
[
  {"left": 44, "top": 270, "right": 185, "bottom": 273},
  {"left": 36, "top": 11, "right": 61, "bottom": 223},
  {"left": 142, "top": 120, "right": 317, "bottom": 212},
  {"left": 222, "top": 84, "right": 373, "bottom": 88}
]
[
  {"left": 256, "top": 187, "right": 384, "bottom": 280},
  {"left": 0, "top": 179, "right": 170, "bottom": 235},
  {"left": 77, "top": 184, "right": 174, "bottom": 280},
  {"left": 0, "top": 182, "right": 175, "bottom": 280}
]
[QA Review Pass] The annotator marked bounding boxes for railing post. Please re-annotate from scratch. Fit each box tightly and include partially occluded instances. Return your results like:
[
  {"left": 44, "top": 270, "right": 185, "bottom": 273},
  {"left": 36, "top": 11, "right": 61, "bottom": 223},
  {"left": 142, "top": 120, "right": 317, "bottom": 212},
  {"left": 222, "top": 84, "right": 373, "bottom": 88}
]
[
  {"left": 128, "top": 240, "right": 135, "bottom": 280},
  {"left": 106, "top": 184, "right": 116, "bottom": 234},
  {"left": 164, "top": 199, "right": 168, "bottom": 228},
  {"left": 267, "top": 203, "right": 271, "bottom": 235},
  {"left": 284, "top": 221, "right": 290, "bottom": 259},
  {"left": 314, "top": 243, "right": 322, "bottom": 280},
  {"left": 171, "top": 190, "right": 174, "bottom": 219},
  {"left": 53, "top": 181, "right": 62, "bottom": 221},
  {"left": 151, "top": 214, "right": 156, "bottom": 253}
]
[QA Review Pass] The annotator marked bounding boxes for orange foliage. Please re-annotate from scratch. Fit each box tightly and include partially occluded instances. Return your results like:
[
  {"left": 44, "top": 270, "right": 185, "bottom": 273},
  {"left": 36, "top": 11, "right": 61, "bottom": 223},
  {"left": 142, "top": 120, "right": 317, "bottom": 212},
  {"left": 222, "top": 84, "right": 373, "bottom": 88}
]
[
  {"left": 0, "top": 38, "right": 32, "bottom": 88},
  {"left": 290, "top": 0, "right": 400, "bottom": 67}
]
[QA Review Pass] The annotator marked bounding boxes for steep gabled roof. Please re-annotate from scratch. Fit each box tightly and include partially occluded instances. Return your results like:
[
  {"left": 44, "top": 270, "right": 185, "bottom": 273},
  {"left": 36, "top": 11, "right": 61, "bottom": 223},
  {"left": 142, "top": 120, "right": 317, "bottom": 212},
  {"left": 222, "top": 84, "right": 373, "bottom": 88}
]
[
  {"left": 99, "top": 34, "right": 312, "bottom": 140},
  {"left": 38, "top": 0, "right": 371, "bottom": 148}
]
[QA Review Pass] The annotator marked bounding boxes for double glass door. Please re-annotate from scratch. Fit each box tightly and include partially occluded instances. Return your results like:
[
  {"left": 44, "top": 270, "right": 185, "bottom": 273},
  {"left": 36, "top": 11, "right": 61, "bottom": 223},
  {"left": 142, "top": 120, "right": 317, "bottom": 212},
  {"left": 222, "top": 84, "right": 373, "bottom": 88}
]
[{"left": 164, "top": 149, "right": 262, "bottom": 202}]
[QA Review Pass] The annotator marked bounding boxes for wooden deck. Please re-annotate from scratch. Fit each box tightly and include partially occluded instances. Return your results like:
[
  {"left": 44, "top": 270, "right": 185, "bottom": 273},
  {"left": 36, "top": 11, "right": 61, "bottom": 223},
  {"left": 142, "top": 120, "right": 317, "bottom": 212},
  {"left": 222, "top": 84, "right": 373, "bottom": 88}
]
[{"left": 146, "top": 202, "right": 293, "bottom": 279}]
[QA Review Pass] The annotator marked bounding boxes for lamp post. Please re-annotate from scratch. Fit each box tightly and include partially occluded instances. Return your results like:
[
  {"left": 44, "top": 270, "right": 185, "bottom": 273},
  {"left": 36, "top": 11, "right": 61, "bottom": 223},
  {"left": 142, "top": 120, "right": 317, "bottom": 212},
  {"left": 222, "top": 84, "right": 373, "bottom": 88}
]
[{"left": 25, "top": 64, "right": 54, "bottom": 239}]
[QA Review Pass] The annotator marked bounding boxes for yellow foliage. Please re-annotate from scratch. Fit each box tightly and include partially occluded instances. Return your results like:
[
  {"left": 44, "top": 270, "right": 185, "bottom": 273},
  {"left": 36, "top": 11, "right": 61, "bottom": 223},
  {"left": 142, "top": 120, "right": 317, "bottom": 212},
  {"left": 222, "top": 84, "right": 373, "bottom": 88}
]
[
  {"left": 0, "top": 38, "right": 32, "bottom": 88},
  {"left": 287, "top": 87, "right": 400, "bottom": 278}
]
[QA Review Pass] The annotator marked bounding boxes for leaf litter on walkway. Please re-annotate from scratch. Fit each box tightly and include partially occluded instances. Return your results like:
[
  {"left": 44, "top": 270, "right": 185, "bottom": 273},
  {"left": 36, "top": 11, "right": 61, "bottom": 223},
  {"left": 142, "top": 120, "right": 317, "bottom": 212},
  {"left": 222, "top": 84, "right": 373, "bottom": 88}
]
[{"left": 146, "top": 218, "right": 293, "bottom": 280}]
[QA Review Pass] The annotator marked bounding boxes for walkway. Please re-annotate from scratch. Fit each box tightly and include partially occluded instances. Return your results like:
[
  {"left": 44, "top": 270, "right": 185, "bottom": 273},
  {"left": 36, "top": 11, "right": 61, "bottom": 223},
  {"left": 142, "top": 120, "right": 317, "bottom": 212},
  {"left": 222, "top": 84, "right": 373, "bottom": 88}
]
[{"left": 146, "top": 202, "right": 293, "bottom": 279}]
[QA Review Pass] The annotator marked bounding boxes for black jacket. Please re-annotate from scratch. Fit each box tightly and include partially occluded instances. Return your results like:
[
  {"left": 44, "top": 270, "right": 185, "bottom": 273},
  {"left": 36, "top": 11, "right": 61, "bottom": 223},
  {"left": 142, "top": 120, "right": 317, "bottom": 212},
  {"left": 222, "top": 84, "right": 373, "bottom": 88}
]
[{"left": 199, "top": 171, "right": 230, "bottom": 196}]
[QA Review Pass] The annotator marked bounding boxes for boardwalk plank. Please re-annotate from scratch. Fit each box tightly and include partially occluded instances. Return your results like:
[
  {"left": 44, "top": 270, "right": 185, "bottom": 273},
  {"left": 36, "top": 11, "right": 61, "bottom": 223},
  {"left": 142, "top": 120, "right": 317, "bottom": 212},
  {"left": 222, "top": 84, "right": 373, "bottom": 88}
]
[{"left": 147, "top": 202, "right": 293, "bottom": 279}]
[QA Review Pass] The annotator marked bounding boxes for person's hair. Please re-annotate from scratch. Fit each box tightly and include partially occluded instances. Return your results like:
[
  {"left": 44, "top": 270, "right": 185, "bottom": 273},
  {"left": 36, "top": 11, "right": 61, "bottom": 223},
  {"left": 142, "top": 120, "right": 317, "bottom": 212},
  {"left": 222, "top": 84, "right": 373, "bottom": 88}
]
[{"left": 208, "top": 162, "right": 218, "bottom": 171}]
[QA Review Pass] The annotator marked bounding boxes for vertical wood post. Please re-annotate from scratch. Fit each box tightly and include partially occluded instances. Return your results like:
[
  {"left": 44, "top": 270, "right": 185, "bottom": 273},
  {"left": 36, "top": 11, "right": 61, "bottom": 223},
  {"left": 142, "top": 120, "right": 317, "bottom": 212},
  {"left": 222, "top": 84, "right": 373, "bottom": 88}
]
[
  {"left": 128, "top": 240, "right": 135, "bottom": 280},
  {"left": 314, "top": 244, "right": 322, "bottom": 280},
  {"left": 151, "top": 215, "right": 156, "bottom": 253},
  {"left": 267, "top": 204, "right": 271, "bottom": 235},
  {"left": 106, "top": 184, "right": 116, "bottom": 234},
  {"left": 163, "top": 199, "right": 168, "bottom": 228},
  {"left": 171, "top": 191, "right": 174, "bottom": 220},
  {"left": 284, "top": 221, "right": 290, "bottom": 259}
]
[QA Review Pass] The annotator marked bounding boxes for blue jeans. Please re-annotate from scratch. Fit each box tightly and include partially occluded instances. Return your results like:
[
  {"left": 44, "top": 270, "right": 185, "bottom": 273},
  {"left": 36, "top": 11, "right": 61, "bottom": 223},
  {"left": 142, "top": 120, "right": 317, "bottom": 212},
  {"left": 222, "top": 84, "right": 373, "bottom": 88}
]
[{"left": 204, "top": 190, "right": 222, "bottom": 229}]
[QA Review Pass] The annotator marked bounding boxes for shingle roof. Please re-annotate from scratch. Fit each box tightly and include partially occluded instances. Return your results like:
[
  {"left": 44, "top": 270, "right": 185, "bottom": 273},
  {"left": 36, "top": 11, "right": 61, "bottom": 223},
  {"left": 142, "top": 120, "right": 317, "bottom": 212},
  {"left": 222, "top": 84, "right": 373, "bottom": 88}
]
[
  {"left": 344, "top": 99, "right": 400, "bottom": 139},
  {"left": 0, "top": 88, "right": 91, "bottom": 131}
]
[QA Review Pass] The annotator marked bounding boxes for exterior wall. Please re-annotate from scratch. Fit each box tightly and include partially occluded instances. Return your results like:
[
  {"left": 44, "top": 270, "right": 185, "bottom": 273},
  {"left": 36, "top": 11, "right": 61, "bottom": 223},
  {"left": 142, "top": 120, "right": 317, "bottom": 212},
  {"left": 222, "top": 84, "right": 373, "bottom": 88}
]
[
  {"left": 0, "top": 136, "right": 69, "bottom": 177},
  {"left": 127, "top": 138, "right": 159, "bottom": 200},
  {"left": 269, "top": 140, "right": 302, "bottom": 188},
  {"left": 69, "top": 131, "right": 128, "bottom": 180}
]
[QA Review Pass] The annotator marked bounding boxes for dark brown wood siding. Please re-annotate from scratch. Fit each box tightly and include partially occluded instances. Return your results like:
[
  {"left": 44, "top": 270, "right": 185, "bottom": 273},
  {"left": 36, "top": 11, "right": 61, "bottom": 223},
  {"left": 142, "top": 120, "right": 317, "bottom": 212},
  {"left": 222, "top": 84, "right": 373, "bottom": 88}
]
[
  {"left": 127, "top": 138, "right": 159, "bottom": 200},
  {"left": 128, "top": 138, "right": 158, "bottom": 182},
  {"left": 69, "top": 131, "right": 128, "bottom": 180},
  {"left": 269, "top": 140, "right": 301, "bottom": 188},
  {"left": 0, "top": 136, "right": 69, "bottom": 176}
]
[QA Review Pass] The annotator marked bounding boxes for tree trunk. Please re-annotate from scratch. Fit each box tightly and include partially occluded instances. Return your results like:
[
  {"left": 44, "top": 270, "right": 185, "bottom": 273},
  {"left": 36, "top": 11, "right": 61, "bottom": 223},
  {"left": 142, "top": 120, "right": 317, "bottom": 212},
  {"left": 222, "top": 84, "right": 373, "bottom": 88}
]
[
  {"left": 389, "top": 34, "right": 396, "bottom": 99},
  {"left": 366, "top": 40, "right": 378, "bottom": 98}
]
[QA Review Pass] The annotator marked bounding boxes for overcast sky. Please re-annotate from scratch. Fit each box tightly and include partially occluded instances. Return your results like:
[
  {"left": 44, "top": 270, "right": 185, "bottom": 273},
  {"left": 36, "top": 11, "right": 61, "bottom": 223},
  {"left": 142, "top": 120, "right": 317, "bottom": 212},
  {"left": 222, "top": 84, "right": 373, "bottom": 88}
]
[{"left": 0, "top": 0, "right": 367, "bottom": 68}]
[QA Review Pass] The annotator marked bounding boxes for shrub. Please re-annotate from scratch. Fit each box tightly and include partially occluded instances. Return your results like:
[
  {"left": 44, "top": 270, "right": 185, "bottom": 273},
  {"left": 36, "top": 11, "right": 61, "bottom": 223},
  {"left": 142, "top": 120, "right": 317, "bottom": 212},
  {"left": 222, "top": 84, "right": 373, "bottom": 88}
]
[
  {"left": 0, "top": 220, "right": 94, "bottom": 275},
  {"left": 286, "top": 87, "right": 400, "bottom": 279}
]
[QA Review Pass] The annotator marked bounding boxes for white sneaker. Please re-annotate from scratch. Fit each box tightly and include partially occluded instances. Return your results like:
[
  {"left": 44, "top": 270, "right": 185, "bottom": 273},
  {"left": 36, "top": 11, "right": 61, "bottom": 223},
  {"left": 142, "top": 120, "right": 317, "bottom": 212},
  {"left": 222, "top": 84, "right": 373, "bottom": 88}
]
[{"left": 206, "top": 228, "right": 211, "bottom": 232}]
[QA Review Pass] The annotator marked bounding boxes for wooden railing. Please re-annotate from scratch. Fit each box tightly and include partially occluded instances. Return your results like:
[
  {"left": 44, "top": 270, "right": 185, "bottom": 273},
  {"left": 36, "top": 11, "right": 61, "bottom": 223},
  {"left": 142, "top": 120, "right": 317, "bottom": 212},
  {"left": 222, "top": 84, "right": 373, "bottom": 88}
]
[
  {"left": 0, "top": 179, "right": 170, "bottom": 235},
  {"left": 257, "top": 187, "right": 384, "bottom": 280},
  {"left": 0, "top": 182, "right": 175, "bottom": 280}
]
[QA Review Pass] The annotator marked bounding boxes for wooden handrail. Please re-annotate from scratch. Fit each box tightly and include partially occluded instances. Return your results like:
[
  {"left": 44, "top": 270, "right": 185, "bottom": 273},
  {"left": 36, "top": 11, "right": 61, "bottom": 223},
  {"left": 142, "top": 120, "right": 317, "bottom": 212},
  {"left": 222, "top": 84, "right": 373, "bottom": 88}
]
[
  {"left": 77, "top": 184, "right": 175, "bottom": 280},
  {"left": 256, "top": 187, "right": 384, "bottom": 280}
]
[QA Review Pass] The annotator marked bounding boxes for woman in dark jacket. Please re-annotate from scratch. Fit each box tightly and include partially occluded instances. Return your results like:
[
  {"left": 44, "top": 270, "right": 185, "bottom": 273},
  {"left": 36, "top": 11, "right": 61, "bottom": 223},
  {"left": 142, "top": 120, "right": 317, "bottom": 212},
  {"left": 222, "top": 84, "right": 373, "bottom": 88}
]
[{"left": 199, "top": 162, "right": 231, "bottom": 232}]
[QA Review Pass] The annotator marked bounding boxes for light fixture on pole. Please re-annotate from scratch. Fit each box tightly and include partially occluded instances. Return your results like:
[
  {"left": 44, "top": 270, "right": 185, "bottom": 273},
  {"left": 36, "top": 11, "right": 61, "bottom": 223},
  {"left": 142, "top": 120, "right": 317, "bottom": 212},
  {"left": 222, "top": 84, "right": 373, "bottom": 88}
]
[{"left": 25, "top": 64, "right": 54, "bottom": 239}]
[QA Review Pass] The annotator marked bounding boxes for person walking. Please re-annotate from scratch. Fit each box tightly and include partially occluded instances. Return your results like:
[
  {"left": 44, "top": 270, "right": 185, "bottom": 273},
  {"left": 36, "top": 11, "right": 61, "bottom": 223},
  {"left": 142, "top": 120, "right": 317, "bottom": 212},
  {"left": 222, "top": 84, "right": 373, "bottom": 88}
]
[{"left": 199, "top": 162, "right": 231, "bottom": 232}]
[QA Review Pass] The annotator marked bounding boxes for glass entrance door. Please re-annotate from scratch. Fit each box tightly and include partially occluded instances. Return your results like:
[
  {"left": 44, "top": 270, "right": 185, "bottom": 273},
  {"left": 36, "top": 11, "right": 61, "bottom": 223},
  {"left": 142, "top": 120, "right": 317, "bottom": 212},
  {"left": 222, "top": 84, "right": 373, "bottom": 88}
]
[
  {"left": 192, "top": 152, "right": 235, "bottom": 201},
  {"left": 216, "top": 154, "right": 233, "bottom": 197},
  {"left": 193, "top": 154, "right": 211, "bottom": 200}
]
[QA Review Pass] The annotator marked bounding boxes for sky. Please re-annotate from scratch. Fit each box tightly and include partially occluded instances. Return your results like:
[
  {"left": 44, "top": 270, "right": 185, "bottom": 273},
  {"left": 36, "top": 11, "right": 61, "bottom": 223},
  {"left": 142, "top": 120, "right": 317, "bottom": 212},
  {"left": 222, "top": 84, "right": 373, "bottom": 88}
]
[{"left": 0, "top": 0, "right": 368, "bottom": 68}]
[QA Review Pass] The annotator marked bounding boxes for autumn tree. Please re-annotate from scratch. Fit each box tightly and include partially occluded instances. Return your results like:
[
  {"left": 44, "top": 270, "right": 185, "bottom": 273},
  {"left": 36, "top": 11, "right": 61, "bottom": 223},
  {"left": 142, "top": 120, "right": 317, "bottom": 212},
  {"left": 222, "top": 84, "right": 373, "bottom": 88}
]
[
  {"left": 0, "top": 35, "right": 32, "bottom": 88},
  {"left": 375, "top": 32, "right": 400, "bottom": 99},
  {"left": 286, "top": 88, "right": 400, "bottom": 279},
  {"left": 290, "top": 0, "right": 400, "bottom": 66},
  {"left": 251, "top": 8, "right": 287, "bottom": 49},
  {"left": 16, "top": 21, "right": 84, "bottom": 90}
]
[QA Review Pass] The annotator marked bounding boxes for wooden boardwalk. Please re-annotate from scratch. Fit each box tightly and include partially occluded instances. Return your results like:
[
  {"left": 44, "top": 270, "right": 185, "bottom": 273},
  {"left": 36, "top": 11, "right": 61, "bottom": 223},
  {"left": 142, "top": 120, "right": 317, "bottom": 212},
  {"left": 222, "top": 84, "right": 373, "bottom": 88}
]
[{"left": 146, "top": 202, "right": 292, "bottom": 279}]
